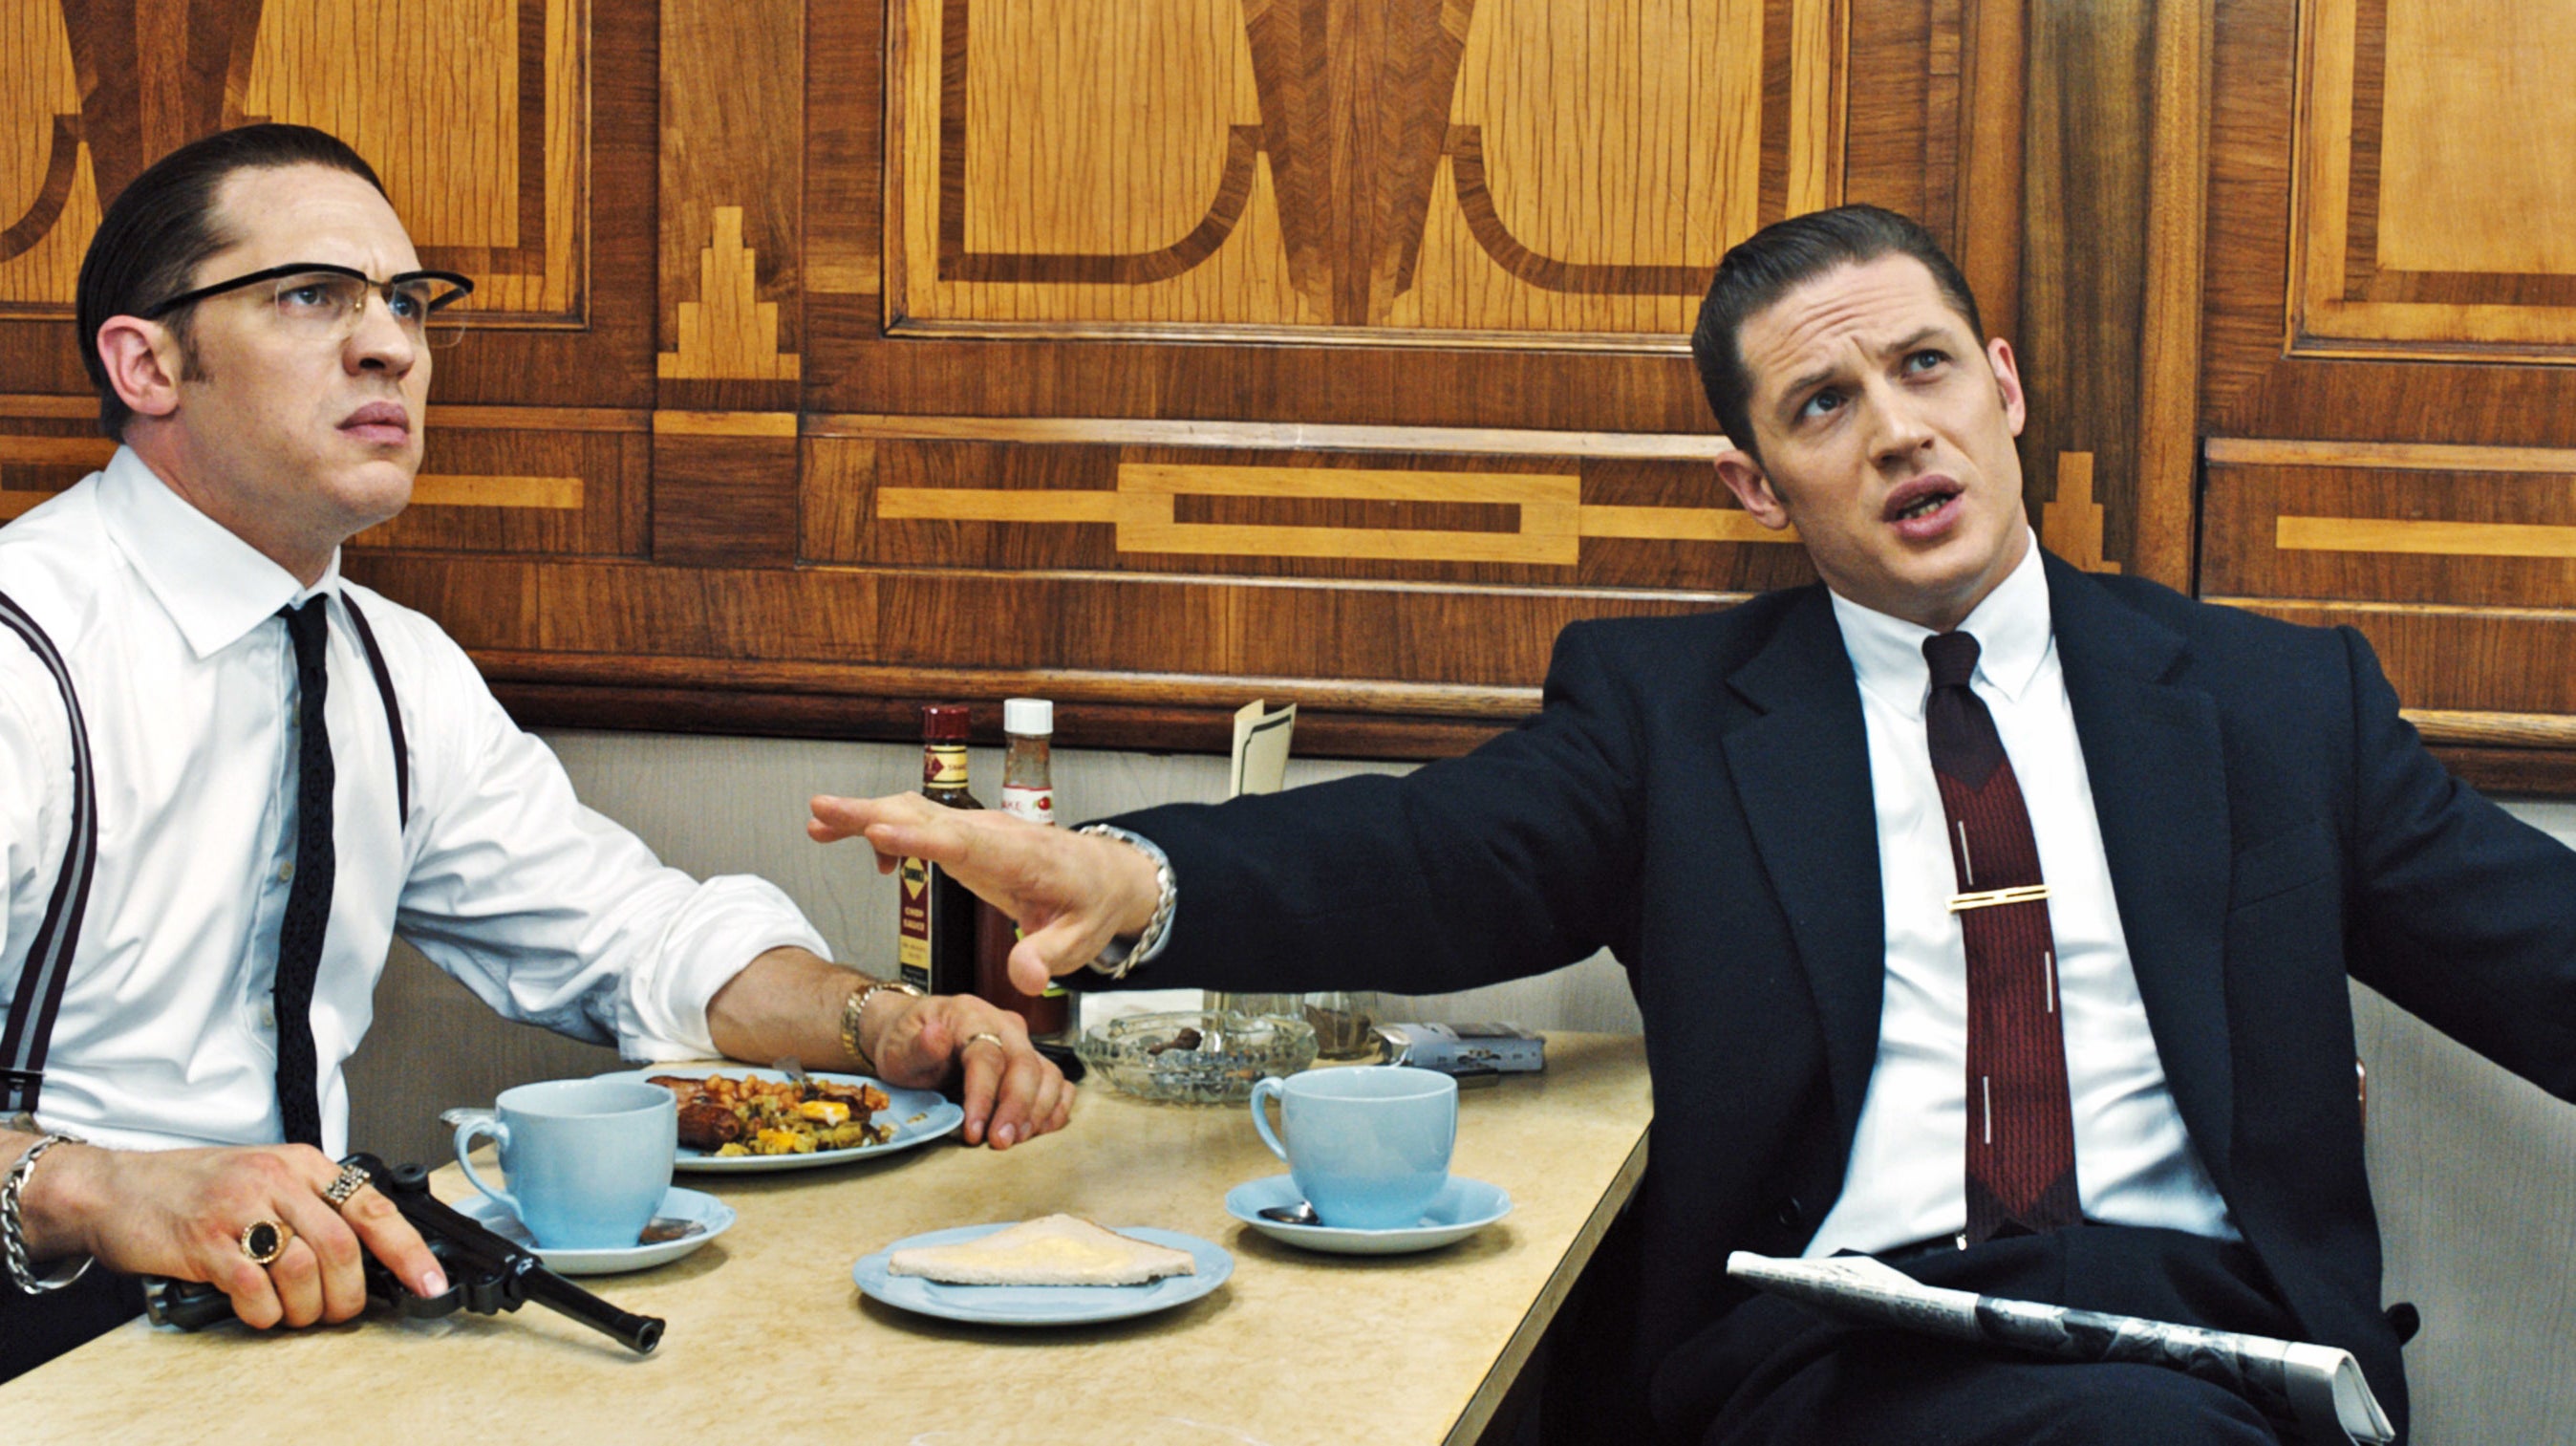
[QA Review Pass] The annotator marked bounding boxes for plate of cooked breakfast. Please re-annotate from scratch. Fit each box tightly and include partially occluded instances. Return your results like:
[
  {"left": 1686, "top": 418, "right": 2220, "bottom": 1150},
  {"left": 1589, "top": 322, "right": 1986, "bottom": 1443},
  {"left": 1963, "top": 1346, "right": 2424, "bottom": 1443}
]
[
  {"left": 602, "top": 1066, "right": 965, "bottom": 1173},
  {"left": 852, "top": 1215, "right": 1232, "bottom": 1327}
]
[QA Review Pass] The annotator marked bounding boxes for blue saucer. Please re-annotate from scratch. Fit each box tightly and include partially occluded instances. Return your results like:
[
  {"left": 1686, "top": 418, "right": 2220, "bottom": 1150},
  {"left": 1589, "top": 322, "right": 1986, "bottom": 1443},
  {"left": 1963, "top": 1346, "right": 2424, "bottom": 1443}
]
[
  {"left": 1224, "top": 1175, "right": 1512, "bottom": 1255},
  {"left": 455, "top": 1185, "right": 735, "bottom": 1276}
]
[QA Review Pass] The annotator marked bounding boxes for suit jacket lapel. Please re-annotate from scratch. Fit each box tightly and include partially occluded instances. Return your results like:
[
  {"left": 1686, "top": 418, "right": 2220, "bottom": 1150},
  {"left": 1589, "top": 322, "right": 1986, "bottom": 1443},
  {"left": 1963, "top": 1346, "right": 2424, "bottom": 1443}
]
[
  {"left": 2046, "top": 555, "right": 2239, "bottom": 1191},
  {"left": 1723, "top": 587, "right": 1886, "bottom": 1156}
]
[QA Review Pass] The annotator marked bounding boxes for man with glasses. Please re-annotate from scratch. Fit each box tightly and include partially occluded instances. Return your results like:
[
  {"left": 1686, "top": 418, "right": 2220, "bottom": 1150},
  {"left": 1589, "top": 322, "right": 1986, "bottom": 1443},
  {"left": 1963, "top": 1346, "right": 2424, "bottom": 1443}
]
[{"left": 0, "top": 123, "right": 1073, "bottom": 1379}]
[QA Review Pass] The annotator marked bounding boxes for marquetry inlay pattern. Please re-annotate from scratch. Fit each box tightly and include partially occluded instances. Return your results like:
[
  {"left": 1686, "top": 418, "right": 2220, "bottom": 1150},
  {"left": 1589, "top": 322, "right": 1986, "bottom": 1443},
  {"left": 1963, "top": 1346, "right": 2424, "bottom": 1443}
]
[
  {"left": 2204, "top": 437, "right": 2576, "bottom": 600},
  {"left": 889, "top": 0, "right": 1844, "bottom": 342},
  {"left": 0, "top": 449, "right": 583, "bottom": 531},
  {"left": 2039, "top": 451, "right": 2117, "bottom": 573},
  {"left": 0, "top": 0, "right": 588, "bottom": 322},
  {"left": 2290, "top": 0, "right": 2576, "bottom": 360},
  {"left": 872, "top": 458, "right": 1793, "bottom": 569},
  {"left": 658, "top": 207, "right": 801, "bottom": 380}
]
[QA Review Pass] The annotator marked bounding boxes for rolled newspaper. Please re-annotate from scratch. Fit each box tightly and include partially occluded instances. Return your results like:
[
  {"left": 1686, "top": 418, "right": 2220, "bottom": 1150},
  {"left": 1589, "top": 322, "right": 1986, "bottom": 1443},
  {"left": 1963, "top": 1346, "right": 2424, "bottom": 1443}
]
[{"left": 1726, "top": 1251, "right": 2394, "bottom": 1445}]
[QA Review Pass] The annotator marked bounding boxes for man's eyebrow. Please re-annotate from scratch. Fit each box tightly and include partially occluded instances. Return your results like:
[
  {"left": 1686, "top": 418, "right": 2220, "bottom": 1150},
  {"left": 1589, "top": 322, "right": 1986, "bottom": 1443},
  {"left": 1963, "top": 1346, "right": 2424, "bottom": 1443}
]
[
  {"left": 1766, "top": 320, "right": 1966, "bottom": 421},
  {"left": 1773, "top": 361, "right": 1843, "bottom": 419}
]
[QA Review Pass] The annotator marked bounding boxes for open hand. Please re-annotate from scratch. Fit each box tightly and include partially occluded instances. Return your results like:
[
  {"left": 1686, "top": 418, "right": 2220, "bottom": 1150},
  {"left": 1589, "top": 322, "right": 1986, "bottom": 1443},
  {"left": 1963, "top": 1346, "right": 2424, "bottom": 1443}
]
[{"left": 809, "top": 793, "right": 1162, "bottom": 994}]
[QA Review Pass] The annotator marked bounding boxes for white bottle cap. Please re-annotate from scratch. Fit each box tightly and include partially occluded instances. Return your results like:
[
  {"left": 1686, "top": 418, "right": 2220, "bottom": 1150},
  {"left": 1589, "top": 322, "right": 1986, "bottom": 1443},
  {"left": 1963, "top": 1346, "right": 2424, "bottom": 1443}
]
[{"left": 1003, "top": 697, "right": 1054, "bottom": 736}]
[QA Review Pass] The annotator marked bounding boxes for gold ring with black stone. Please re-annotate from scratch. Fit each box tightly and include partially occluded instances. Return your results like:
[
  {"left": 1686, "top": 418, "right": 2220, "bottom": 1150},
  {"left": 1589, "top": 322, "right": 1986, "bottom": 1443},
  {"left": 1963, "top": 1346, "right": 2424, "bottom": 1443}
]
[
  {"left": 239, "top": 1219, "right": 293, "bottom": 1265},
  {"left": 320, "top": 1162, "right": 370, "bottom": 1209}
]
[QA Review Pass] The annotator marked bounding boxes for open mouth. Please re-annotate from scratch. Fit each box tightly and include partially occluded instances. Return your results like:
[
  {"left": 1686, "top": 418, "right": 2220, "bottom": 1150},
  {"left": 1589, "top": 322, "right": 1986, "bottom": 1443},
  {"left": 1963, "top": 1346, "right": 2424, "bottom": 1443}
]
[{"left": 1883, "top": 478, "right": 1962, "bottom": 525}]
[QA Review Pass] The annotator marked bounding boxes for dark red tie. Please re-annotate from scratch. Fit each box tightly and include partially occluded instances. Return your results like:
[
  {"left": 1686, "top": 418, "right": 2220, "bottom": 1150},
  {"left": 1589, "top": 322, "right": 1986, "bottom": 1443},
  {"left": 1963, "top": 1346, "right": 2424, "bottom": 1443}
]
[{"left": 1923, "top": 630, "right": 2079, "bottom": 1241}]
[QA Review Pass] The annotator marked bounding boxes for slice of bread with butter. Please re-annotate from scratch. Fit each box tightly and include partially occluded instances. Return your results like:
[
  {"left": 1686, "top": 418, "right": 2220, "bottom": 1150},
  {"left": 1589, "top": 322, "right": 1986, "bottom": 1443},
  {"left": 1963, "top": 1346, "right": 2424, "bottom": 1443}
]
[{"left": 887, "top": 1215, "right": 1196, "bottom": 1286}]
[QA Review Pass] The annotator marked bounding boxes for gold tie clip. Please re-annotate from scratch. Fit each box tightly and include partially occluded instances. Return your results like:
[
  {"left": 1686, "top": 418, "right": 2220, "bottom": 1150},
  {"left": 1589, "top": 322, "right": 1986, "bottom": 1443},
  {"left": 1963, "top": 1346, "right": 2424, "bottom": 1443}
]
[{"left": 1948, "top": 883, "right": 2050, "bottom": 914}]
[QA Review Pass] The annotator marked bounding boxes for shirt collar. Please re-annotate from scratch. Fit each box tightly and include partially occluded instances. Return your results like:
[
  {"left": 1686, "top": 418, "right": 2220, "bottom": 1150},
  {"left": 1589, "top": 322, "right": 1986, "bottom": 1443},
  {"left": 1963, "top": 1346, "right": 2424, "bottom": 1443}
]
[
  {"left": 1828, "top": 530, "right": 2052, "bottom": 720},
  {"left": 97, "top": 445, "right": 341, "bottom": 659}
]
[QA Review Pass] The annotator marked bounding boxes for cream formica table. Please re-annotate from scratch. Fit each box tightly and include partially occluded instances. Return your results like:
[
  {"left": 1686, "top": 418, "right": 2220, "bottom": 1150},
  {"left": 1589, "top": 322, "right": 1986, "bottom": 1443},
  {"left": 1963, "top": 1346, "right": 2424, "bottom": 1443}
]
[{"left": 0, "top": 1033, "right": 1651, "bottom": 1446}]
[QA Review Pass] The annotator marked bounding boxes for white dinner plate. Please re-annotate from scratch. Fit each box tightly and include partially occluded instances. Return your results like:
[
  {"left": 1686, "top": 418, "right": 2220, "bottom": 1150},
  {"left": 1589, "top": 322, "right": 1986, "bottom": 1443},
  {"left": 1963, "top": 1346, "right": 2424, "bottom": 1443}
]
[
  {"left": 597, "top": 1065, "right": 964, "bottom": 1173},
  {"left": 851, "top": 1224, "right": 1233, "bottom": 1326},
  {"left": 455, "top": 1185, "right": 736, "bottom": 1276},
  {"left": 1223, "top": 1175, "right": 1513, "bottom": 1255}
]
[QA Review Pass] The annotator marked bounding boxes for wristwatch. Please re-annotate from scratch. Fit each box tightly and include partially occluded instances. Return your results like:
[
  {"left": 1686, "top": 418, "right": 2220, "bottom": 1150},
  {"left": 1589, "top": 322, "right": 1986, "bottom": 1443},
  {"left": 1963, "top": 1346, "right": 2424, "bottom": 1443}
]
[{"left": 840, "top": 979, "right": 924, "bottom": 1075}]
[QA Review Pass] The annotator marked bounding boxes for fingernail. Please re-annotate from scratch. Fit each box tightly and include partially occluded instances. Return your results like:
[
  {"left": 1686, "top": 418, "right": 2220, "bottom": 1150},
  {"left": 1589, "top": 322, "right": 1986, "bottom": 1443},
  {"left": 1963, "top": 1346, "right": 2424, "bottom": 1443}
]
[
  {"left": 422, "top": 1268, "right": 449, "bottom": 1296},
  {"left": 995, "top": 1124, "right": 1016, "bottom": 1147}
]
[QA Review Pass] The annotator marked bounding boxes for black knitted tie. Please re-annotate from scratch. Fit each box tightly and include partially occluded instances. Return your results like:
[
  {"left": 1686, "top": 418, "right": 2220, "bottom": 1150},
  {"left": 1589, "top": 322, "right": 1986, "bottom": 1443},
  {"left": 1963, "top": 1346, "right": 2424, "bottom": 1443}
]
[{"left": 273, "top": 598, "right": 334, "bottom": 1148}]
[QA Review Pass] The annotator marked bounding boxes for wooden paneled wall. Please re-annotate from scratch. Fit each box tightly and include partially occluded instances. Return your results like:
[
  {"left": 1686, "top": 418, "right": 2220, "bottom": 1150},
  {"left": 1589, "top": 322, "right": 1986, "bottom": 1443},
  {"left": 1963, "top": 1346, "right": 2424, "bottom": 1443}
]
[
  {"left": 2200, "top": 0, "right": 2576, "bottom": 790},
  {"left": 3, "top": 0, "right": 2570, "bottom": 782}
]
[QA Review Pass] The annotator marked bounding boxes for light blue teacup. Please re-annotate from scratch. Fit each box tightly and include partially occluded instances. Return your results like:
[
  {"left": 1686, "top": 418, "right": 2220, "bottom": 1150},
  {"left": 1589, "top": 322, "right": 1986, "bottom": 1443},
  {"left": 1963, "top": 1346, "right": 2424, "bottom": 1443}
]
[
  {"left": 1250, "top": 1066, "right": 1458, "bottom": 1230},
  {"left": 454, "top": 1078, "right": 676, "bottom": 1250}
]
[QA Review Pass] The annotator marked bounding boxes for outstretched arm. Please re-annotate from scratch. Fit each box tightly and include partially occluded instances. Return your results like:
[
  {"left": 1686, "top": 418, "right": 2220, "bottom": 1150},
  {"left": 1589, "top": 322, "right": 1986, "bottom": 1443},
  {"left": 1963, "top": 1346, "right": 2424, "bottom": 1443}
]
[{"left": 806, "top": 797, "right": 1162, "bottom": 995}]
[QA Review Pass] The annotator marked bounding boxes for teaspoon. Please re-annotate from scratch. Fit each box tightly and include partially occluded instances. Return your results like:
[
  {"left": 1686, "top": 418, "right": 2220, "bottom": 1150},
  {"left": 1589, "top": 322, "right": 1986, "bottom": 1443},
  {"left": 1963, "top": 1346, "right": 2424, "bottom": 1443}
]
[{"left": 1257, "top": 1199, "right": 1321, "bottom": 1225}]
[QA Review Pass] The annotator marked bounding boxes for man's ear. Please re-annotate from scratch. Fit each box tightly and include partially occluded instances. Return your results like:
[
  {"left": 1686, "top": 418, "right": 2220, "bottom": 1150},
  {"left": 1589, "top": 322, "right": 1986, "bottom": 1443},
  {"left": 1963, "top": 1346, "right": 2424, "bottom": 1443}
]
[
  {"left": 1986, "top": 336, "right": 2027, "bottom": 438},
  {"left": 94, "top": 316, "right": 185, "bottom": 422},
  {"left": 1715, "top": 449, "right": 1793, "bottom": 531}
]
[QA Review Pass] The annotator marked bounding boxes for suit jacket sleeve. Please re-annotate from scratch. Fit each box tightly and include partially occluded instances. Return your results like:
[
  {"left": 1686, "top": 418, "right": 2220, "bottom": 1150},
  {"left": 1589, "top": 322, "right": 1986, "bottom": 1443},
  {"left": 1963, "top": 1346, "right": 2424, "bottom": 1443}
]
[
  {"left": 2337, "top": 626, "right": 2576, "bottom": 1097},
  {"left": 1103, "top": 621, "right": 1650, "bottom": 995}
]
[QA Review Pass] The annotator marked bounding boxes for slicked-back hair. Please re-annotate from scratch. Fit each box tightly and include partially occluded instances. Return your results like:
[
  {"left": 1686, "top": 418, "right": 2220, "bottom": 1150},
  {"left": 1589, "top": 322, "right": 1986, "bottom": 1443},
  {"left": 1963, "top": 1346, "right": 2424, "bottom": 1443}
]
[
  {"left": 1688, "top": 205, "right": 1985, "bottom": 467},
  {"left": 75, "top": 124, "right": 387, "bottom": 440}
]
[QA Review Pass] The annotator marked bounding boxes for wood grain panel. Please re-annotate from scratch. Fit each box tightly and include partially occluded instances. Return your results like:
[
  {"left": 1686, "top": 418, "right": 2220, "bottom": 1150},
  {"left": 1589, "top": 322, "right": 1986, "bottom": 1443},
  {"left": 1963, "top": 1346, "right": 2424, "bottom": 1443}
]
[
  {"left": 347, "top": 552, "right": 1729, "bottom": 694},
  {"left": 2015, "top": 0, "right": 2156, "bottom": 583},
  {"left": 2203, "top": 599, "right": 2576, "bottom": 718},
  {"left": 2131, "top": 0, "right": 2210, "bottom": 590},
  {"left": 821, "top": 0, "right": 1952, "bottom": 434},
  {"left": 2289, "top": 0, "right": 2576, "bottom": 359},
  {"left": 807, "top": 434, "right": 1813, "bottom": 594},
  {"left": 0, "top": 0, "right": 95, "bottom": 313},
  {"left": 354, "top": 422, "right": 640, "bottom": 556},
  {"left": 1115, "top": 462, "right": 1580, "bottom": 566},
  {"left": 0, "top": 414, "right": 632, "bottom": 547},
  {"left": 2373, "top": 0, "right": 2576, "bottom": 278},
  {"left": 2037, "top": 451, "right": 2116, "bottom": 573},
  {"left": 889, "top": 0, "right": 1846, "bottom": 344},
  {"left": 1950, "top": 0, "right": 2021, "bottom": 348},
  {"left": 2204, "top": 450, "right": 2576, "bottom": 608},
  {"left": 2206, "top": 0, "right": 2576, "bottom": 452},
  {"left": 658, "top": 0, "right": 801, "bottom": 383},
  {"left": 658, "top": 208, "right": 801, "bottom": 380},
  {"left": 5, "top": 0, "right": 638, "bottom": 408},
  {"left": 650, "top": 428, "right": 799, "bottom": 568},
  {"left": 805, "top": 413, "right": 1734, "bottom": 460},
  {"left": 245, "top": 0, "right": 588, "bottom": 321},
  {"left": 6, "top": 0, "right": 1985, "bottom": 768}
]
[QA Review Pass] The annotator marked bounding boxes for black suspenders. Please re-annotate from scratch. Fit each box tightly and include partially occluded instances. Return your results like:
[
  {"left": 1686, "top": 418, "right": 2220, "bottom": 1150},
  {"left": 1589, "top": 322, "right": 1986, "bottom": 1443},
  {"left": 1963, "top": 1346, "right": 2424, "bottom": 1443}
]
[
  {"left": 0, "top": 590, "right": 407, "bottom": 1115},
  {"left": 339, "top": 596, "right": 410, "bottom": 824},
  {"left": 0, "top": 591, "right": 97, "bottom": 1118}
]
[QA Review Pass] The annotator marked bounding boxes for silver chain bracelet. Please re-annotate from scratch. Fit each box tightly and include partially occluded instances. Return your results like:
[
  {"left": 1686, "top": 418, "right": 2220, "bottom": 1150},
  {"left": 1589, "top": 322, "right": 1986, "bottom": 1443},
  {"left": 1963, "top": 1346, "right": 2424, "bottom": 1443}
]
[
  {"left": 3, "top": 1133, "right": 96, "bottom": 1295},
  {"left": 1074, "top": 824, "right": 1177, "bottom": 979}
]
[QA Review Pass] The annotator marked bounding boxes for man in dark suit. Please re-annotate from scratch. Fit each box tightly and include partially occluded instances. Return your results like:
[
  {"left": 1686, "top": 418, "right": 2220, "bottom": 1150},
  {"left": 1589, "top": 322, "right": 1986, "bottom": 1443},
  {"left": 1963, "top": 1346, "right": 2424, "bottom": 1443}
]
[{"left": 811, "top": 206, "right": 2576, "bottom": 1443}]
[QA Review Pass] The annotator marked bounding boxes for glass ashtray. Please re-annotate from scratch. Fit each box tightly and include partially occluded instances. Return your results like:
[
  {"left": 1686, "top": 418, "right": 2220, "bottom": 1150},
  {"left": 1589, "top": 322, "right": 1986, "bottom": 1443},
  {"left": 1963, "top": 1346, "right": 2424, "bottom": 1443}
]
[{"left": 1076, "top": 1010, "right": 1319, "bottom": 1105}]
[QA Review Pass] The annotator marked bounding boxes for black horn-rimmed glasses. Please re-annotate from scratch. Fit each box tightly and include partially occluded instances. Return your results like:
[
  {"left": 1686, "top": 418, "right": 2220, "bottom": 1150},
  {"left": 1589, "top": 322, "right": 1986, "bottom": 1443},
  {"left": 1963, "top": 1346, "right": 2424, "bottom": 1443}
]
[{"left": 141, "top": 264, "right": 475, "bottom": 348}]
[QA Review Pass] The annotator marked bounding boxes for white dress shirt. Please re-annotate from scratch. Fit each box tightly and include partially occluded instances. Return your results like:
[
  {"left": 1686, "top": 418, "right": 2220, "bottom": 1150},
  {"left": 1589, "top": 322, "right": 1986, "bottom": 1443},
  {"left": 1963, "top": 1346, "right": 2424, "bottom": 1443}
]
[
  {"left": 1803, "top": 535, "right": 2235, "bottom": 1256},
  {"left": 0, "top": 449, "right": 829, "bottom": 1155}
]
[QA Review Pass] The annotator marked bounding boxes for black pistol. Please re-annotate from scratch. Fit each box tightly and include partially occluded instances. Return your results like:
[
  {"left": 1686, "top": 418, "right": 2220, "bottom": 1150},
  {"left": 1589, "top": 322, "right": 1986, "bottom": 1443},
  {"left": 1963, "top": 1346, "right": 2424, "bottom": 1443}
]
[{"left": 145, "top": 1153, "right": 664, "bottom": 1354}]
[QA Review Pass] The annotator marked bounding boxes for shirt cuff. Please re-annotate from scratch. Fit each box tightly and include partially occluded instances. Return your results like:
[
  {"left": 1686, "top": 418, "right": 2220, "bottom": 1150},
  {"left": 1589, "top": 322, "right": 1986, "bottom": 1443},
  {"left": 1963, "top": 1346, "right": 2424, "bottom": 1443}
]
[{"left": 620, "top": 874, "right": 832, "bottom": 1061}]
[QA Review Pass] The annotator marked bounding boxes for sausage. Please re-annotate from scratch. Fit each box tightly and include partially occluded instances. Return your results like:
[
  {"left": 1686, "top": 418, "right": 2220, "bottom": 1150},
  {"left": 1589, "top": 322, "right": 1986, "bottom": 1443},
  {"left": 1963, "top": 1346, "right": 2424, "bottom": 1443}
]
[{"left": 676, "top": 1100, "right": 746, "bottom": 1150}]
